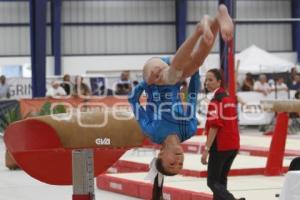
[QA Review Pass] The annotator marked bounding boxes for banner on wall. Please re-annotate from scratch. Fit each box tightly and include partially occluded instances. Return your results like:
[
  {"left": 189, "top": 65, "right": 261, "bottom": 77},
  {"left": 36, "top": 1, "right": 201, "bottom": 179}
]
[
  {"left": 196, "top": 91, "right": 296, "bottom": 127},
  {"left": 5, "top": 76, "right": 106, "bottom": 99},
  {"left": 237, "top": 91, "right": 275, "bottom": 126},
  {"left": 6, "top": 77, "right": 62, "bottom": 99},
  {"left": 90, "top": 76, "right": 106, "bottom": 96},
  {"left": 4, "top": 77, "right": 297, "bottom": 127},
  {"left": 7, "top": 78, "right": 32, "bottom": 99}
]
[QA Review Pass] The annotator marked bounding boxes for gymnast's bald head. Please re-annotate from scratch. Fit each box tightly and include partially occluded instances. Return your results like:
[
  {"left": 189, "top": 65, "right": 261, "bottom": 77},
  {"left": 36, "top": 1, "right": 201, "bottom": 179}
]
[
  {"left": 143, "top": 58, "right": 168, "bottom": 85},
  {"left": 143, "top": 57, "right": 184, "bottom": 85}
]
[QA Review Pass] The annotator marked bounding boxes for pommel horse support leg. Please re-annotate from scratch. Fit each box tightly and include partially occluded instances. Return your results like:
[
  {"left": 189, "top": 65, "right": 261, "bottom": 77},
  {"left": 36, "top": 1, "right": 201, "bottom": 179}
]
[
  {"left": 4, "top": 111, "right": 147, "bottom": 199},
  {"left": 261, "top": 100, "right": 298, "bottom": 175},
  {"left": 264, "top": 112, "right": 289, "bottom": 176},
  {"left": 72, "top": 149, "right": 95, "bottom": 200}
]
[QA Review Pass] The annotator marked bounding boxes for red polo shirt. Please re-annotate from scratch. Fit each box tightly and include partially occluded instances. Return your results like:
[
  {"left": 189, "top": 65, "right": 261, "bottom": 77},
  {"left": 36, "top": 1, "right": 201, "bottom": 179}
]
[{"left": 205, "top": 88, "right": 240, "bottom": 151}]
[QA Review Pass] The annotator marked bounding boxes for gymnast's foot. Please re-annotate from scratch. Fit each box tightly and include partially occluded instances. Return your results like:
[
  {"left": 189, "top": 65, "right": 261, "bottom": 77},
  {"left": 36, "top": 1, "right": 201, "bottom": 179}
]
[
  {"left": 217, "top": 4, "right": 234, "bottom": 42},
  {"left": 196, "top": 15, "right": 214, "bottom": 45}
]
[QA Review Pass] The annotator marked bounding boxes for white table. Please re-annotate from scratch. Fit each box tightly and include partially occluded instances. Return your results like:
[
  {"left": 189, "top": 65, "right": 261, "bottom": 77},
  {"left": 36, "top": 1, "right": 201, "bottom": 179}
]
[{"left": 280, "top": 171, "right": 300, "bottom": 200}]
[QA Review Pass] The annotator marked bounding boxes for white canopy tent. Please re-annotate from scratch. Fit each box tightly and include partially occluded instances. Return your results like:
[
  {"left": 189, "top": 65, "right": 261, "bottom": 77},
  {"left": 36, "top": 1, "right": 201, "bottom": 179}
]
[{"left": 236, "top": 45, "right": 295, "bottom": 74}]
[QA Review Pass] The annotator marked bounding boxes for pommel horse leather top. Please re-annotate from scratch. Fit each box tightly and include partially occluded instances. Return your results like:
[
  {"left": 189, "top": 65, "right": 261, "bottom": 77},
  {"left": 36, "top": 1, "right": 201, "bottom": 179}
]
[
  {"left": 37, "top": 111, "right": 144, "bottom": 148},
  {"left": 261, "top": 100, "right": 300, "bottom": 112},
  {"left": 4, "top": 110, "right": 146, "bottom": 185}
]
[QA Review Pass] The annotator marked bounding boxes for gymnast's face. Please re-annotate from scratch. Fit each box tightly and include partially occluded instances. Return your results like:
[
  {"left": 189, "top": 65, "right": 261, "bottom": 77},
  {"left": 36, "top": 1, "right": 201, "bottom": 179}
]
[
  {"left": 158, "top": 144, "right": 184, "bottom": 174},
  {"left": 146, "top": 65, "right": 167, "bottom": 85}
]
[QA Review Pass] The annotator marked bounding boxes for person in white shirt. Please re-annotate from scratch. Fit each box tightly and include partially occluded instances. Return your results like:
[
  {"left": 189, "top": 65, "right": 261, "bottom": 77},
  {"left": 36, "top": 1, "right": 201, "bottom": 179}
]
[
  {"left": 272, "top": 77, "right": 288, "bottom": 92},
  {"left": 46, "top": 80, "right": 66, "bottom": 97},
  {"left": 0, "top": 75, "right": 10, "bottom": 99},
  {"left": 115, "top": 70, "right": 132, "bottom": 95},
  {"left": 253, "top": 74, "right": 272, "bottom": 96}
]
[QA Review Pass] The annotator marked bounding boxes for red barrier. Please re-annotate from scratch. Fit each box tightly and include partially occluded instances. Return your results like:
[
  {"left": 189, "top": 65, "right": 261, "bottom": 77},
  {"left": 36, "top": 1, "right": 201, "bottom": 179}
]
[
  {"left": 97, "top": 174, "right": 213, "bottom": 200},
  {"left": 264, "top": 112, "right": 289, "bottom": 176},
  {"left": 180, "top": 142, "right": 300, "bottom": 157},
  {"left": 110, "top": 160, "right": 288, "bottom": 177}
]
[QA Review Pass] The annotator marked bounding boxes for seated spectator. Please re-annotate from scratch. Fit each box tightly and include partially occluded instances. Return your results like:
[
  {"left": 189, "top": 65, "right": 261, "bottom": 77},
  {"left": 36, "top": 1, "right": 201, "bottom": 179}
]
[
  {"left": 273, "top": 77, "right": 288, "bottom": 92},
  {"left": 115, "top": 83, "right": 130, "bottom": 95},
  {"left": 289, "top": 74, "right": 300, "bottom": 90},
  {"left": 254, "top": 74, "right": 272, "bottom": 96},
  {"left": 46, "top": 80, "right": 66, "bottom": 97},
  {"left": 73, "top": 76, "right": 91, "bottom": 97},
  {"left": 61, "top": 74, "right": 72, "bottom": 95},
  {"left": 295, "top": 91, "right": 300, "bottom": 100},
  {"left": 98, "top": 85, "right": 113, "bottom": 96},
  {"left": 120, "top": 70, "right": 131, "bottom": 83},
  {"left": 291, "top": 67, "right": 298, "bottom": 79},
  {"left": 115, "top": 70, "right": 132, "bottom": 95},
  {"left": 0, "top": 75, "right": 10, "bottom": 99},
  {"left": 268, "top": 78, "right": 275, "bottom": 88},
  {"left": 241, "top": 72, "right": 254, "bottom": 91}
]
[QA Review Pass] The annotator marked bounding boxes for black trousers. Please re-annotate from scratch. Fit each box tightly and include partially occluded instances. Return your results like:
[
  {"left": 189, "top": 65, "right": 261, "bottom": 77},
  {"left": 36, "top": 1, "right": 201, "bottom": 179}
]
[{"left": 207, "top": 149, "right": 238, "bottom": 200}]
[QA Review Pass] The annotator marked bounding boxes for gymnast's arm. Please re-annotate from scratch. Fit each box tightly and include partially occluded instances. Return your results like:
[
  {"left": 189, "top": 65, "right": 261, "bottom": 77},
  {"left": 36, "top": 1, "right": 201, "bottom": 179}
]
[
  {"left": 128, "top": 81, "right": 151, "bottom": 130},
  {"left": 186, "top": 70, "right": 200, "bottom": 117},
  {"left": 188, "top": 70, "right": 200, "bottom": 95}
]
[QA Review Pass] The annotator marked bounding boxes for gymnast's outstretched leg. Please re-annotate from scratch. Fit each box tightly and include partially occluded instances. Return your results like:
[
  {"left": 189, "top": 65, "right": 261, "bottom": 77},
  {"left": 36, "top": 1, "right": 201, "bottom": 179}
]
[
  {"left": 143, "top": 4, "right": 234, "bottom": 85},
  {"left": 142, "top": 14, "right": 213, "bottom": 85},
  {"left": 181, "top": 4, "right": 234, "bottom": 79}
]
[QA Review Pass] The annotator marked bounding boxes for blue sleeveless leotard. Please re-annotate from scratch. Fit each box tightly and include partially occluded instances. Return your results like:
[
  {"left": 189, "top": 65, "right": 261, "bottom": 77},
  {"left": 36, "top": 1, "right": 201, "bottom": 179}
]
[{"left": 128, "top": 57, "right": 200, "bottom": 144}]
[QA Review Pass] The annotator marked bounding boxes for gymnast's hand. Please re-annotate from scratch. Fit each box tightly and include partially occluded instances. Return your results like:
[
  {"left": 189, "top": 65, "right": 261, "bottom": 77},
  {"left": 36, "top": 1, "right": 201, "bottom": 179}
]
[
  {"left": 147, "top": 67, "right": 163, "bottom": 85},
  {"left": 128, "top": 81, "right": 146, "bottom": 104},
  {"left": 201, "top": 150, "right": 209, "bottom": 165}
]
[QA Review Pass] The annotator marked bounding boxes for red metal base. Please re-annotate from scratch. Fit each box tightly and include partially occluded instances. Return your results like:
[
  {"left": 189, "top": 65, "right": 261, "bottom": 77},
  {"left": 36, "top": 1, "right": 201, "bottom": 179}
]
[{"left": 72, "top": 194, "right": 93, "bottom": 200}]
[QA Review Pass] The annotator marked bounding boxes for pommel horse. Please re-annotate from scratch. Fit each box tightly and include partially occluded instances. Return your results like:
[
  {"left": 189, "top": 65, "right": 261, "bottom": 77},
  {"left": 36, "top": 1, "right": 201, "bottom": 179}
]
[
  {"left": 4, "top": 110, "right": 147, "bottom": 200},
  {"left": 261, "top": 100, "right": 300, "bottom": 176}
]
